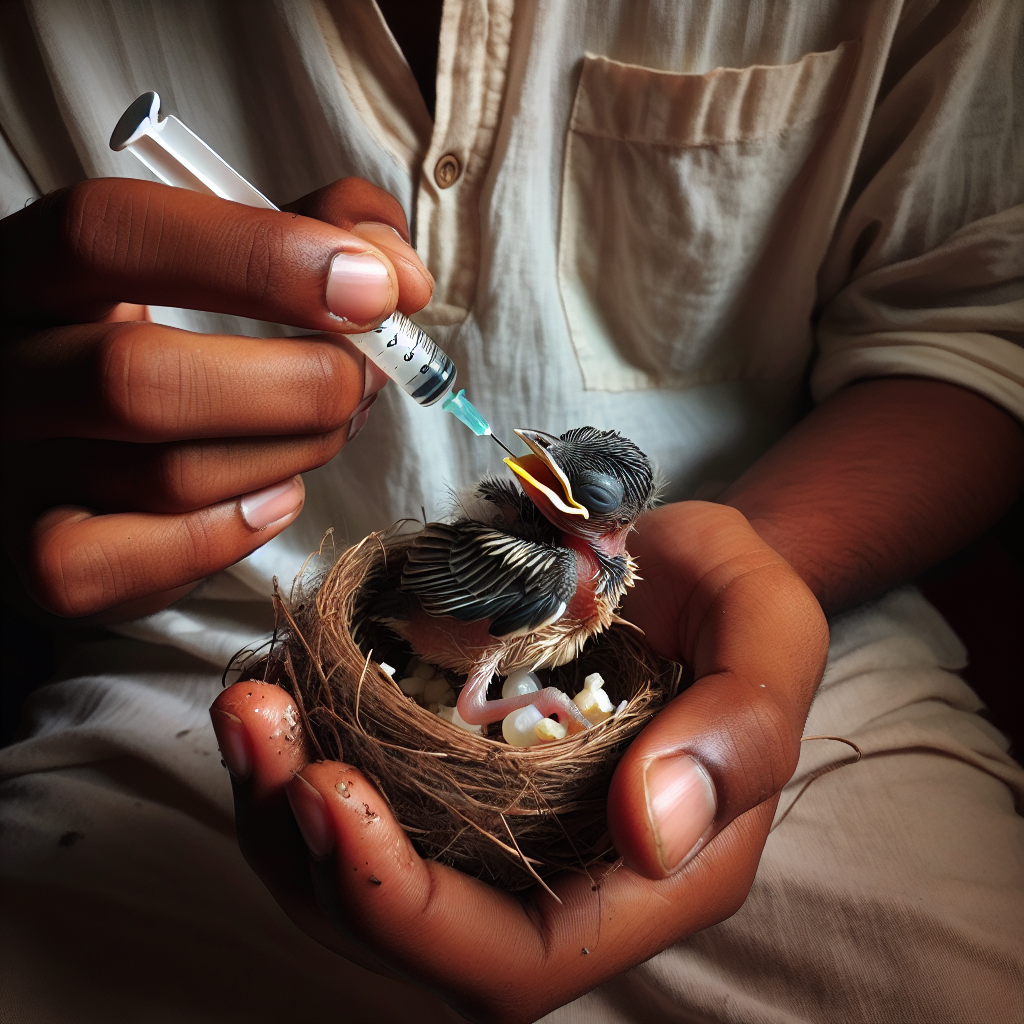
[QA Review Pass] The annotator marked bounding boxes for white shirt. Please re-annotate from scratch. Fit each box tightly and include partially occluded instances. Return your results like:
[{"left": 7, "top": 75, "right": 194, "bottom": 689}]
[
  {"left": 1, "top": 0, "right": 1021, "bottom": 660},
  {"left": 2, "top": 9, "right": 1024, "bottom": 1022}
]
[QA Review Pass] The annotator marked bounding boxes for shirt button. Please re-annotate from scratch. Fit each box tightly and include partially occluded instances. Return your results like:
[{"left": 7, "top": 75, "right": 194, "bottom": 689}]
[{"left": 434, "top": 153, "right": 461, "bottom": 189}]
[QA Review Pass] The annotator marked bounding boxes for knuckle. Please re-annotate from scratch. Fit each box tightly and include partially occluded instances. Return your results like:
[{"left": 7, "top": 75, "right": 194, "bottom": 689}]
[
  {"left": 303, "top": 347, "right": 352, "bottom": 431},
  {"left": 96, "top": 323, "right": 194, "bottom": 438},
  {"left": 179, "top": 508, "right": 217, "bottom": 568},
  {"left": 152, "top": 445, "right": 204, "bottom": 510},
  {"left": 95, "top": 322, "right": 159, "bottom": 432},
  {"left": 29, "top": 521, "right": 115, "bottom": 617},
  {"left": 236, "top": 219, "right": 284, "bottom": 305},
  {"left": 56, "top": 178, "right": 147, "bottom": 279}
]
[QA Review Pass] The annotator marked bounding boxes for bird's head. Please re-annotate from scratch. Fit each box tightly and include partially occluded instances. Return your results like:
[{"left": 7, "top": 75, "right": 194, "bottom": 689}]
[{"left": 504, "top": 427, "right": 656, "bottom": 554}]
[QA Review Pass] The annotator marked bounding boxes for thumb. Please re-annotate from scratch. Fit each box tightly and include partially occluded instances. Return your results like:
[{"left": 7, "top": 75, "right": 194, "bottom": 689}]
[
  {"left": 608, "top": 551, "right": 828, "bottom": 879},
  {"left": 284, "top": 177, "right": 434, "bottom": 315}
]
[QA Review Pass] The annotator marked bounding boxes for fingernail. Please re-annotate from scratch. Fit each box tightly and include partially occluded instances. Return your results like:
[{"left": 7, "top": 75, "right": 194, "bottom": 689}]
[
  {"left": 210, "top": 708, "right": 251, "bottom": 779},
  {"left": 326, "top": 251, "right": 393, "bottom": 328},
  {"left": 353, "top": 222, "right": 435, "bottom": 289},
  {"left": 286, "top": 774, "right": 335, "bottom": 860},
  {"left": 239, "top": 476, "right": 304, "bottom": 530},
  {"left": 347, "top": 407, "right": 371, "bottom": 442},
  {"left": 362, "top": 350, "right": 389, "bottom": 402},
  {"left": 644, "top": 754, "right": 717, "bottom": 874},
  {"left": 353, "top": 392, "right": 378, "bottom": 418},
  {"left": 352, "top": 221, "right": 407, "bottom": 245}
]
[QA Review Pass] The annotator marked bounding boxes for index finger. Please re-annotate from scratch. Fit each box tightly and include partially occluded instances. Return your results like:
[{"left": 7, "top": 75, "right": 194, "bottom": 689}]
[{"left": 1, "top": 179, "right": 411, "bottom": 330}]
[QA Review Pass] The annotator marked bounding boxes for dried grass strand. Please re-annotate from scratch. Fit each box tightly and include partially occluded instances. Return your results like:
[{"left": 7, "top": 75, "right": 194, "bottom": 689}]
[{"left": 770, "top": 735, "right": 863, "bottom": 833}]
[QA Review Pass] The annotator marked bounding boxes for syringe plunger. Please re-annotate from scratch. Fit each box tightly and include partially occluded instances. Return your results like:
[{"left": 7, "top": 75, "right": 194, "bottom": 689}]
[{"left": 110, "top": 92, "right": 507, "bottom": 446}]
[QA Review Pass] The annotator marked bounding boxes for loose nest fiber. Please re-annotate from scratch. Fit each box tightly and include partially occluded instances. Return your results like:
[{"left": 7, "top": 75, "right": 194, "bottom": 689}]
[{"left": 237, "top": 530, "right": 684, "bottom": 891}]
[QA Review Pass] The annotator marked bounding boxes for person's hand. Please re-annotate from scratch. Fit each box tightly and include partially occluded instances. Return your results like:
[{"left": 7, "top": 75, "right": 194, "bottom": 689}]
[
  {"left": 1, "top": 176, "right": 433, "bottom": 621},
  {"left": 209, "top": 500, "right": 828, "bottom": 1023}
]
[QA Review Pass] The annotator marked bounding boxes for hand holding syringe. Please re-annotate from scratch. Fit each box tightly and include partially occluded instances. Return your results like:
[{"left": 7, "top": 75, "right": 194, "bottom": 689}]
[{"left": 110, "top": 92, "right": 514, "bottom": 456}]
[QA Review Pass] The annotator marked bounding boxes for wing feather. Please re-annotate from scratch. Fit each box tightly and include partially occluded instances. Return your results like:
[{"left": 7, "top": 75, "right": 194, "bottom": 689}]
[{"left": 400, "top": 521, "right": 577, "bottom": 636}]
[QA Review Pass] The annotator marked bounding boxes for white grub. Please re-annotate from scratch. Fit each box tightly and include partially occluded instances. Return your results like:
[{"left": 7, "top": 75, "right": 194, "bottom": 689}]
[
  {"left": 501, "top": 669, "right": 541, "bottom": 699},
  {"left": 534, "top": 717, "right": 567, "bottom": 743},
  {"left": 413, "top": 660, "right": 437, "bottom": 681},
  {"left": 423, "top": 677, "right": 456, "bottom": 706},
  {"left": 436, "top": 704, "right": 483, "bottom": 735},
  {"left": 398, "top": 676, "right": 427, "bottom": 702},
  {"left": 378, "top": 662, "right": 396, "bottom": 678},
  {"left": 573, "top": 672, "right": 614, "bottom": 725},
  {"left": 502, "top": 705, "right": 544, "bottom": 747}
]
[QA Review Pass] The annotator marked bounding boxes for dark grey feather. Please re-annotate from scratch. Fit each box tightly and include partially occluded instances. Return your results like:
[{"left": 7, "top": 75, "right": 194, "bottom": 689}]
[{"left": 400, "top": 520, "right": 577, "bottom": 636}]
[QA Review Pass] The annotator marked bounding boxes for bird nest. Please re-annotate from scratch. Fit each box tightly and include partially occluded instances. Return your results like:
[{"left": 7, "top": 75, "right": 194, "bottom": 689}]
[{"left": 234, "top": 530, "right": 684, "bottom": 891}]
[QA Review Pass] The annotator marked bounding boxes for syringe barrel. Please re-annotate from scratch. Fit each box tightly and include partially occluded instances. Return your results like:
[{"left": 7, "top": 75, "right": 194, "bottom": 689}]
[
  {"left": 110, "top": 95, "right": 459, "bottom": 408},
  {"left": 346, "top": 311, "right": 456, "bottom": 407}
]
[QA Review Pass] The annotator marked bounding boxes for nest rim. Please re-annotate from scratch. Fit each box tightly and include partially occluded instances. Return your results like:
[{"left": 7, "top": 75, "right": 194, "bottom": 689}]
[{"left": 233, "top": 529, "right": 685, "bottom": 891}]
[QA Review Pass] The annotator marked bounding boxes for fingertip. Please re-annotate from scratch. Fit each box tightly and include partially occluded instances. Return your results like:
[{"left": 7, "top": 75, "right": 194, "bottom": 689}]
[
  {"left": 607, "top": 749, "right": 659, "bottom": 878},
  {"left": 350, "top": 222, "right": 434, "bottom": 313},
  {"left": 214, "top": 680, "right": 309, "bottom": 790},
  {"left": 608, "top": 749, "right": 718, "bottom": 880},
  {"left": 361, "top": 351, "right": 391, "bottom": 400},
  {"left": 239, "top": 475, "right": 304, "bottom": 531},
  {"left": 210, "top": 706, "right": 252, "bottom": 780},
  {"left": 300, "top": 761, "right": 424, "bottom": 889},
  {"left": 287, "top": 772, "right": 335, "bottom": 860}
]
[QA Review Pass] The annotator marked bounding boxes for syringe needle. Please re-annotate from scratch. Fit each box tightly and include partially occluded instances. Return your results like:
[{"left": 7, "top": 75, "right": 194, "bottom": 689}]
[
  {"left": 489, "top": 432, "right": 517, "bottom": 458},
  {"left": 442, "top": 389, "right": 517, "bottom": 458}
]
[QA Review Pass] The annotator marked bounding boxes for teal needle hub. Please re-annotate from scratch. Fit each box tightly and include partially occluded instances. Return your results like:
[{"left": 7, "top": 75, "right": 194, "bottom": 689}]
[{"left": 442, "top": 389, "right": 492, "bottom": 436}]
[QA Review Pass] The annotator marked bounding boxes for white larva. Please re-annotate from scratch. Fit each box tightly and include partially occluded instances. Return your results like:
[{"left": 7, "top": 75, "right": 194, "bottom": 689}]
[
  {"left": 573, "top": 671, "right": 614, "bottom": 725},
  {"left": 502, "top": 705, "right": 544, "bottom": 747},
  {"left": 501, "top": 669, "right": 542, "bottom": 699}
]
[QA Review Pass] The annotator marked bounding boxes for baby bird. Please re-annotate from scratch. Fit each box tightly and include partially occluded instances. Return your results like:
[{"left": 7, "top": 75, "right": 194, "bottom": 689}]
[{"left": 379, "top": 427, "right": 656, "bottom": 732}]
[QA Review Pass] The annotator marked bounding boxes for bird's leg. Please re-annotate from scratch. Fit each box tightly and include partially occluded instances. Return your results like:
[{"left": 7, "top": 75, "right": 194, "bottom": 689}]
[{"left": 456, "top": 665, "right": 590, "bottom": 732}]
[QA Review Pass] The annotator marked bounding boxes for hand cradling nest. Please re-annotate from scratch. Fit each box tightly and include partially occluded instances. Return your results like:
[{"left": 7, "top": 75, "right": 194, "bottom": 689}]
[{"left": 231, "top": 427, "right": 685, "bottom": 891}]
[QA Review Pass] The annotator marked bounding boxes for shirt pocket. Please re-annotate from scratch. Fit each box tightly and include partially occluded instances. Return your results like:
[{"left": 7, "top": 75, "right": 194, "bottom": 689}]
[{"left": 558, "top": 42, "right": 859, "bottom": 392}]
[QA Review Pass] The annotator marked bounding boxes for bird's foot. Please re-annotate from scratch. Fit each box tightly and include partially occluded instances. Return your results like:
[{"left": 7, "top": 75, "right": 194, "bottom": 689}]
[{"left": 457, "top": 684, "right": 590, "bottom": 733}]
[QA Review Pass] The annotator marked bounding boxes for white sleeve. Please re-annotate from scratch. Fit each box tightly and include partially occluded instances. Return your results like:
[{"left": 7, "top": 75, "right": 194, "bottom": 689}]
[
  {"left": 0, "top": 127, "right": 39, "bottom": 218},
  {"left": 813, "top": 1, "right": 1024, "bottom": 421}
]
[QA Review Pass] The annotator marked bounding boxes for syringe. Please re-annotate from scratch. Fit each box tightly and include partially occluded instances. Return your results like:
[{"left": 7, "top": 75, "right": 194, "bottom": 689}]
[{"left": 109, "top": 92, "right": 513, "bottom": 455}]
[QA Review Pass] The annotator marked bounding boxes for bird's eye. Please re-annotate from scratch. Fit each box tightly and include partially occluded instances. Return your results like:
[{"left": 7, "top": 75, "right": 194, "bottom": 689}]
[{"left": 573, "top": 472, "right": 624, "bottom": 515}]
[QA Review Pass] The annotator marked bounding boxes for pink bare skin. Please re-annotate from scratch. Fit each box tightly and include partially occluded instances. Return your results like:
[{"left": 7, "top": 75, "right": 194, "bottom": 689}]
[
  {"left": 212, "top": 377, "right": 1021, "bottom": 1024},
  {"left": 386, "top": 612, "right": 591, "bottom": 729},
  {"left": 391, "top": 605, "right": 592, "bottom": 729},
  {"left": 456, "top": 662, "right": 590, "bottom": 731}
]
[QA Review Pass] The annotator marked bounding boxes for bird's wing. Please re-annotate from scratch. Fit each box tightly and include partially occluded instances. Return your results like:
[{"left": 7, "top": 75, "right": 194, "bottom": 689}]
[{"left": 400, "top": 521, "right": 577, "bottom": 637}]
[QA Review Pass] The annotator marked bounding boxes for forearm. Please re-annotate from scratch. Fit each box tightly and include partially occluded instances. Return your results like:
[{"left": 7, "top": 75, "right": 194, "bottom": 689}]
[{"left": 722, "top": 378, "right": 1024, "bottom": 615}]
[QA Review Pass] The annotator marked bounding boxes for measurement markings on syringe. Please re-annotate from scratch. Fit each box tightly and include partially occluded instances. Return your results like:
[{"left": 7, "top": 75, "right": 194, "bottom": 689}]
[
  {"left": 353, "top": 311, "right": 456, "bottom": 406},
  {"left": 368, "top": 319, "right": 427, "bottom": 383}
]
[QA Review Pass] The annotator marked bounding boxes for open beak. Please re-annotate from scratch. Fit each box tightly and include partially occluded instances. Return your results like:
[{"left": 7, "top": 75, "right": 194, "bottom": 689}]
[{"left": 504, "top": 429, "right": 589, "bottom": 520}]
